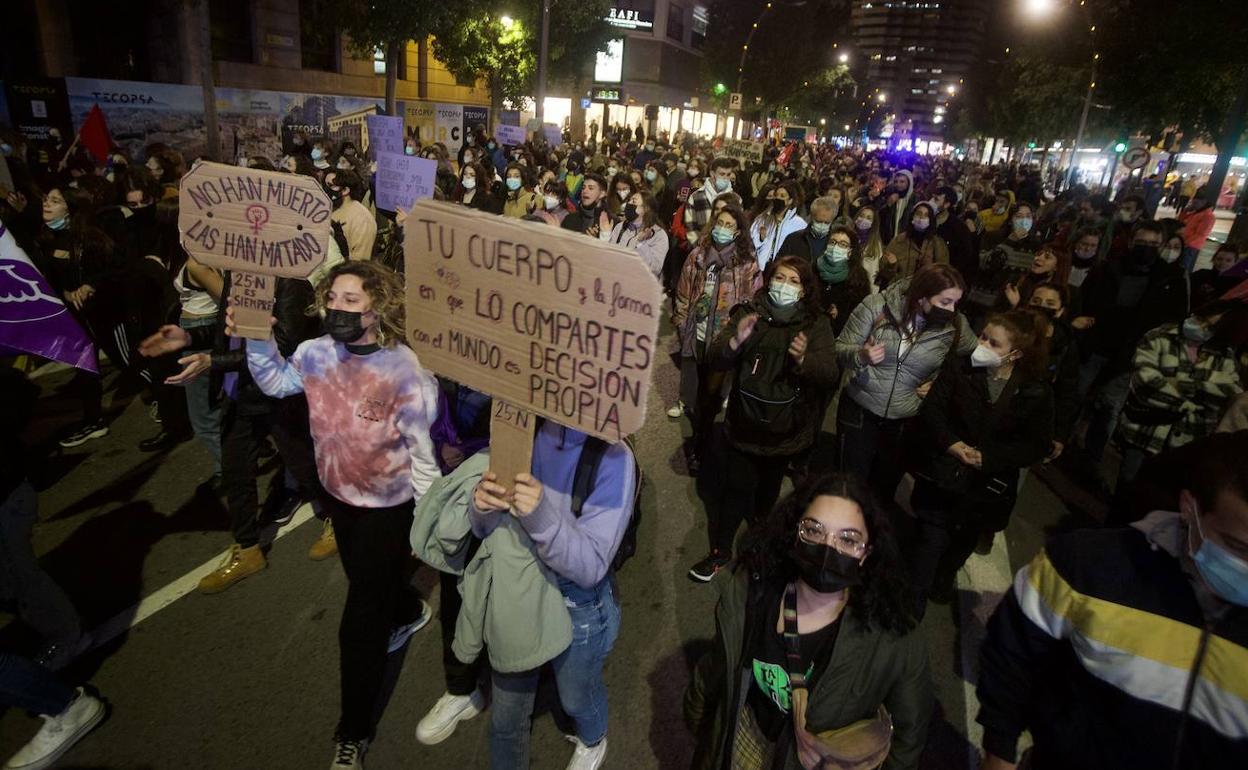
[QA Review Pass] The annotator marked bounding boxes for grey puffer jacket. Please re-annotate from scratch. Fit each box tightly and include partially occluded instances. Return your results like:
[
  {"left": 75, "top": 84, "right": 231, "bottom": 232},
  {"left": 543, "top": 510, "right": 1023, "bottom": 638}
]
[{"left": 835, "top": 279, "right": 976, "bottom": 420}]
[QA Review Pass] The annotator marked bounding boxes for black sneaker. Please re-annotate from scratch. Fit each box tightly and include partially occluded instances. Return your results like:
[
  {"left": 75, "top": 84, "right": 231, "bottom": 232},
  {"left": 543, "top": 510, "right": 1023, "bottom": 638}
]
[
  {"left": 138, "top": 429, "right": 192, "bottom": 452},
  {"left": 331, "top": 735, "right": 367, "bottom": 769},
  {"left": 59, "top": 421, "right": 109, "bottom": 448},
  {"left": 688, "top": 552, "right": 729, "bottom": 583}
]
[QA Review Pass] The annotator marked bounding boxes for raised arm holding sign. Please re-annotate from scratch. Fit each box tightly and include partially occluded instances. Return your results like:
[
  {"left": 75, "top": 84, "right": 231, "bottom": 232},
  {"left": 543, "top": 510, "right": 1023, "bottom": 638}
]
[
  {"left": 403, "top": 200, "right": 661, "bottom": 488},
  {"left": 178, "top": 162, "right": 330, "bottom": 339}
]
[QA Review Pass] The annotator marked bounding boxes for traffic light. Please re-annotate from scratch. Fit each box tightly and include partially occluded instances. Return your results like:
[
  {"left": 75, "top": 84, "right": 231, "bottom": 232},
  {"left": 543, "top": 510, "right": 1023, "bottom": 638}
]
[
  {"left": 1114, "top": 141, "right": 1127, "bottom": 153},
  {"left": 714, "top": 83, "right": 727, "bottom": 96},
  {"left": 1027, "top": 141, "right": 1037, "bottom": 150}
]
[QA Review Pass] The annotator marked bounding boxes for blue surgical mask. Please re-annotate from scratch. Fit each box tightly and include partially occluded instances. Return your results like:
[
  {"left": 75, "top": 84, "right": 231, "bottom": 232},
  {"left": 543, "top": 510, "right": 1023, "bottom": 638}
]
[
  {"left": 714, "top": 177, "right": 731, "bottom": 192},
  {"left": 810, "top": 221, "right": 831, "bottom": 238},
  {"left": 506, "top": 177, "right": 522, "bottom": 191},
  {"left": 405, "top": 146, "right": 416, "bottom": 156},
  {"left": 711, "top": 226, "right": 735, "bottom": 246},
  {"left": 311, "top": 148, "right": 324, "bottom": 161},
  {"left": 1190, "top": 513, "right": 1248, "bottom": 606},
  {"left": 768, "top": 281, "right": 802, "bottom": 307},
  {"left": 47, "top": 215, "right": 69, "bottom": 231},
  {"left": 0, "top": 143, "right": 12, "bottom": 156},
  {"left": 1181, "top": 317, "right": 1214, "bottom": 344},
  {"left": 1015, "top": 217, "right": 1033, "bottom": 233}
]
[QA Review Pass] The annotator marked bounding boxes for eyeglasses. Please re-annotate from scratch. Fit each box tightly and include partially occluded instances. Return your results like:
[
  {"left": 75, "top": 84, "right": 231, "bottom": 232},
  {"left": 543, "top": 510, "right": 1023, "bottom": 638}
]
[
  {"left": 797, "top": 519, "right": 870, "bottom": 558},
  {"left": 829, "top": 238, "right": 853, "bottom": 248}
]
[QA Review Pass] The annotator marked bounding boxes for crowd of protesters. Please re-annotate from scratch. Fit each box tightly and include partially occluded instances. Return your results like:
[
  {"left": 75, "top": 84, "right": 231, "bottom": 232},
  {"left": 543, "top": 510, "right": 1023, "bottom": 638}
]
[{"left": 1, "top": 116, "right": 1247, "bottom": 770}]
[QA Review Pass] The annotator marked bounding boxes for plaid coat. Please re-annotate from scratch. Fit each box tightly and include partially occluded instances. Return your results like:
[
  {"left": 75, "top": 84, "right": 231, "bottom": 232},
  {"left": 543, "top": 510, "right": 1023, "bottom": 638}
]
[{"left": 1118, "top": 323, "right": 1243, "bottom": 455}]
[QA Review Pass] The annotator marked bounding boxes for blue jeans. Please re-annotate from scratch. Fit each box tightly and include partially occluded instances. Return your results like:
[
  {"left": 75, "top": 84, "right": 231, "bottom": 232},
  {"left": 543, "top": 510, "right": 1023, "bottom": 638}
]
[
  {"left": 179, "top": 315, "right": 222, "bottom": 475},
  {"left": 0, "top": 483, "right": 82, "bottom": 646},
  {"left": 0, "top": 653, "right": 74, "bottom": 715},
  {"left": 489, "top": 577, "right": 621, "bottom": 770}
]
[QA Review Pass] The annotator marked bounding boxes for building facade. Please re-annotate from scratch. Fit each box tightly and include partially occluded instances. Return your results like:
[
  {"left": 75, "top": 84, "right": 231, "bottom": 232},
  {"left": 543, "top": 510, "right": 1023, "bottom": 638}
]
[{"left": 850, "top": 0, "right": 990, "bottom": 143}]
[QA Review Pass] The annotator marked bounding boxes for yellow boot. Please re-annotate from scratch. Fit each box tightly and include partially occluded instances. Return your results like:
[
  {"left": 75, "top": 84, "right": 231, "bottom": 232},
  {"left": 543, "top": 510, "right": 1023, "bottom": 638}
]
[
  {"left": 308, "top": 518, "right": 338, "bottom": 561},
  {"left": 197, "top": 544, "right": 266, "bottom": 594}
]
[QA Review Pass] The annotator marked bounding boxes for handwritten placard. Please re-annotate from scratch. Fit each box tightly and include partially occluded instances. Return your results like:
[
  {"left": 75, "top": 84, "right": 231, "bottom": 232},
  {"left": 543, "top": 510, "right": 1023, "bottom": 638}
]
[
  {"left": 403, "top": 200, "right": 661, "bottom": 442},
  {"left": 718, "top": 139, "right": 765, "bottom": 164},
  {"left": 494, "top": 124, "right": 528, "bottom": 146},
  {"left": 178, "top": 162, "right": 331, "bottom": 279},
  {"left": 366, "top": 114, "right": 404, "bottom": 158},
  {"left": 489, "top": 401, "right": 536, "bottom": 489},
  {"left": 375, "top": 153, "right": 437, "bottom": 213},
  {"left": 542, "top": 124, "right": 563, "bottom": 147}
]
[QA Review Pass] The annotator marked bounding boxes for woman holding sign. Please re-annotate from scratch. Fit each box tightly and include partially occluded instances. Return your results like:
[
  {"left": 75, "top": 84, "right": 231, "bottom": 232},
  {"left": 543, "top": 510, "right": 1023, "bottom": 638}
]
[{"left": 238, "top": 261, "right": 442, "bottom": 769}]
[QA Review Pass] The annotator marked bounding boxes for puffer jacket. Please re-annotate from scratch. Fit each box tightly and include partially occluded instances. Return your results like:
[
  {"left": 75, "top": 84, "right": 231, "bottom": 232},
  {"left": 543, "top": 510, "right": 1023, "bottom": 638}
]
[{"left": 835, "top": 279, "right": 977, "bottom": 420}]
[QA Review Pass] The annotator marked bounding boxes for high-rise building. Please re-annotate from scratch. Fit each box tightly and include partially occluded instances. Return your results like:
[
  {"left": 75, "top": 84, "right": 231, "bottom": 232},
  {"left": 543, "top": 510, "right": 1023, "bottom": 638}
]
[{"left": 850, "top": 0, "right": 990, "bottom": 143}]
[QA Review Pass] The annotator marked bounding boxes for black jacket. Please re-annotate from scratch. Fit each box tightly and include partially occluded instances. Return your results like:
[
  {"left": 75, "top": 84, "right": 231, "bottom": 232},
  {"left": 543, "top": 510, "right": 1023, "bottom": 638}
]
[
  {"left": 186, "top": 271, "right": 319, "bottom": 412},
  {"left": 1046, "top": 320, "right": 1081, "bottom": 441},
  {"left": 936, "top": 212, "right": 976, "bottom": 284},
  {"left": 709, "top": 298, "right": 841, "bottom": 457},
  {"left": 1080, "top": 256, "right": 1189, "bottom": 372},
  {"left": 914, "top": 357, "right": 1054, "bottom": 491},
  {"left": 560, "top": 203, "right": 605, "bottom": 235},
  {"left": 977, "top": 522, "right": 1248, "bottom": 769},
  {"left": 777, "top": 227, "right": 829, "bottom": 263}
]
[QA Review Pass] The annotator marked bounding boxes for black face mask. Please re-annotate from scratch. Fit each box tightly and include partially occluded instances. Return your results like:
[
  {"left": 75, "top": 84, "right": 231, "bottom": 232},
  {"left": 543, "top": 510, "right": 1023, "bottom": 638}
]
[
  {"left": 924, "top": 304, "right": 955, "bottom": 327},
  {"left": 1033, "top": 305, "right": 1061, "bottom": 319},
  {"left": 1129, "top": 243, "right": 1159, "bottom": 269},
  {"left": 623, "top": 203, "right": 638, "bottom": 221},
  {"left": 771, "top": 198, "right": 786, "bottom": 215},
  {"left": 324, "top": 186, "right": 344, "bottom": 209},
  {"left": 1072, "top": 254, "right": 1096, "bottom": 269},
  {"left": 324, "top": 309, "right": 367, "bottom": 344},
  {"left": 792, "top": 538, "right": 862, "bottom": 593}
]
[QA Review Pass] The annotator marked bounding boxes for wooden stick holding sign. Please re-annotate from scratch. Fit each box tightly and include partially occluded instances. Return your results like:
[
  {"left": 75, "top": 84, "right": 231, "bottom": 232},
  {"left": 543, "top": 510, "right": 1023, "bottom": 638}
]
[
  {"left": 489, "top": 401, "right": 536, "bottom": 494},
  {"left": 229, "top": 271, "right": 278, "bottom": 340},
  {"left": 177, "top": 161, "right": 332, "bottom": 341}
]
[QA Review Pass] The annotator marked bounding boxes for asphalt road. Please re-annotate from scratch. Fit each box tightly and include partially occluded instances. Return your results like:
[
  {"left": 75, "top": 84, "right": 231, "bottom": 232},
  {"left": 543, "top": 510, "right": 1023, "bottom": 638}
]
[{"left": 0, "top": 313, "right": 1093, "bottom": 770}]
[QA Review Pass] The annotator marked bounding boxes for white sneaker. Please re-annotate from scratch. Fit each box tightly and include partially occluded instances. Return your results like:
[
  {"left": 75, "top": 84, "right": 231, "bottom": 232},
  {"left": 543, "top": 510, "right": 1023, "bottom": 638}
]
[
  {"left": 415, "top": 689, "right": 486, "bottom": 745},
  {"left": 330, "top": 735, "right": 367, "bottom": 769},
  {"left": 386, "top": 600, "right": 432, "bottom": 653},
  {"left": 566, "top": 736, "right": 607, "bottom": 770},
  {"left": 4, "top": 688, "right": 105, "bottom": 770},
  {"left": 666, "top": 401, "right": 685, "bottom": 419}
]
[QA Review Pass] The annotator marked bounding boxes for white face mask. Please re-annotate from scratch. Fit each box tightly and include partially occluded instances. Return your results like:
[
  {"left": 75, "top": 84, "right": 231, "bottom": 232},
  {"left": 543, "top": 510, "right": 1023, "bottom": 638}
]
[
  {"left": 1160, "top": 247, "right": 1182, "bottom": 263},
  {"left": 544, "top": 194, "right": 560, "bottom": 210},
  {"left": 617, "top": 189, "right": 630, "bottom": 200},
  {"left": 971, "top": 343, "right": 1004, "bottom": 368},
  {"left": 462, "top": 177, "right": 476, "bottom": 190},
  {"left": 768, "top": 281, "right": 802, "bottom": 307}
]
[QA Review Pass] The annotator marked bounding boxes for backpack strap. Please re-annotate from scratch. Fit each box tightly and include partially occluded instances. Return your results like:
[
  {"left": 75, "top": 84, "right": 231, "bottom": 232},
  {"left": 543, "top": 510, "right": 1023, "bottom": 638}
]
[{"left": 571, "top": 437, "right": 610, "bottom": 517}]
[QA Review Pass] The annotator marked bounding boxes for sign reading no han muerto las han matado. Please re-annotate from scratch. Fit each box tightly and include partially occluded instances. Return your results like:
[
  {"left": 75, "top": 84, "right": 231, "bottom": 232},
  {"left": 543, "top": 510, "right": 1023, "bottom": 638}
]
[
  {"left": 403, "top": 200, "right": 661, "bottom": 443},
  {"left": 179, "top": 162, "right": 330, "bottom": 337}
]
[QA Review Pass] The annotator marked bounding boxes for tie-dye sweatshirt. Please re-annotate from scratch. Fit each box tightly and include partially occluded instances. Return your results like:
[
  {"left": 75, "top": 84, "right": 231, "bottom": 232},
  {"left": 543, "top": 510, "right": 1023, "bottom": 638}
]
[{"left": 247, "top": 335, "right": 442, "bottom": 508}]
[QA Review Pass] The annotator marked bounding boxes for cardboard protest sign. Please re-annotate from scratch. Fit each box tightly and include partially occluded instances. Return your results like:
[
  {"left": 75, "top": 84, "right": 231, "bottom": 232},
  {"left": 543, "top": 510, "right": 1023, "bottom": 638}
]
[
  {"left": 366, "top": 114, "right": 404, "bottom": 157},
  {"left": 375, "top": 153, "right": 436, "bottom": 213},
  {"left": 179, "top": 161, "right": 330, "bottom": 338},
  {"left": 489, "top": 401, "right": 537, "bottom": 492},
  {"left": 718, "top": 139, "right": 765, "bottom": 164},
  {"left": 542, "top": 124, "right": 563, "bottom": 147},
  {"left": 494, "top": 124, "right": 527, "bottom": 146},
  {"left": 404, "top": 200, "right": 661, "bottom": 453}
]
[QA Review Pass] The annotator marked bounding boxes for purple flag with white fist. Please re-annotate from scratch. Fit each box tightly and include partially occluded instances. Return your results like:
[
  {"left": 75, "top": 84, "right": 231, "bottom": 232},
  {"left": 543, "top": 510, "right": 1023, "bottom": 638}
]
[{"left": 0, "top": 221, "right": 98, "bottom": 372}]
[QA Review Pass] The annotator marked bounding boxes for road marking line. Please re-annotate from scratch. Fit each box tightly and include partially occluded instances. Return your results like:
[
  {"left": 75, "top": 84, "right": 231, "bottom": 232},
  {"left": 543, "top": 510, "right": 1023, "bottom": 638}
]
[{"left": 89, "top": 504, "right": 317, "bottom": 648}]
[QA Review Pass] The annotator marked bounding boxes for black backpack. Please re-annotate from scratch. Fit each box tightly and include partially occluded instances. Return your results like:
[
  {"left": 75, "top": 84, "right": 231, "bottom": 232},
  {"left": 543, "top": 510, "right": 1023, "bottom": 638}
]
[
  {"left": 728, "top": 317, "right": 802, "bottom": 435},
  {"left": 571, "top": 436, "right": 642, "bottom": 572}
]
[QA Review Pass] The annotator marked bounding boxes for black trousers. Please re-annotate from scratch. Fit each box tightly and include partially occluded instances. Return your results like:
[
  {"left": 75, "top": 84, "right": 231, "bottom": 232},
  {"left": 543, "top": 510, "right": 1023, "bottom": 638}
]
[
  {"left": 701, "top": 439, "right": 795, "bottom": 555},
  {"left": 836, "top": 396, "right": 911, "bottom": 510},
  {"left": 220, "top": 394, "right": 322, "bottom": 548},
  {"left": 438, "top": 567, "right": 484, "bottom": 696},
  {"left": 328, "top": 495, "right": 421, "bottom": 741}
]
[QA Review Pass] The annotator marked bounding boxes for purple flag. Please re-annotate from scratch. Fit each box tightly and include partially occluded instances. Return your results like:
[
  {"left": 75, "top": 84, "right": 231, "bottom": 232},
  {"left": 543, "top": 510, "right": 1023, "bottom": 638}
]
[{"left": 0, "top": 221, "right": 98, "bottom": 372}]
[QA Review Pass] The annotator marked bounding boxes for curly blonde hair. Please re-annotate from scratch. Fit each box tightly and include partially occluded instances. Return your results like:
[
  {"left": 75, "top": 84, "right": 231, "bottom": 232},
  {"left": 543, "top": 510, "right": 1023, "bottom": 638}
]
[{"left": 313, "top": 260, "right": 407, "bottom": 348}]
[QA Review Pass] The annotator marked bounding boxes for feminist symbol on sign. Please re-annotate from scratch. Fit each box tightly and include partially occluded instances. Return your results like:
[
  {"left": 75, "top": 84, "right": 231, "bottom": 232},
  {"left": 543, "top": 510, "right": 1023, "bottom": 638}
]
[{"left": 245, "top": 205, "right": 270, "bottom": 235}]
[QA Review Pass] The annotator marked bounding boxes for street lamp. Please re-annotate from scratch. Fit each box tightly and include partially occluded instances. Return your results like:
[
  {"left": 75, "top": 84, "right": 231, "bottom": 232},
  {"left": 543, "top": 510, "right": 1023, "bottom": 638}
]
[
  {"left": 1023, "top": 0, "right": 1057, "bottom": 16},
  {"left": 877, "top": 92, "right": 887, "bottom": 102},
  {"left": 838, "top": 52, "right": 849, "bottom": 64},
  {"left": 500, "top": 15, "right": 514, "bottom": 27}
]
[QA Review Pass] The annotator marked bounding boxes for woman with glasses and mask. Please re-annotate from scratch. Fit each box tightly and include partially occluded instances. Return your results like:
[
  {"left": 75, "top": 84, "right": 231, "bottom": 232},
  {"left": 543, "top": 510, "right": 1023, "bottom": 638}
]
[
  {"left": 814, "top": 225, "right": 872, "bottom": 336},
  {"left": 684, "top": 472, "right": 933, "bottom": 770}
]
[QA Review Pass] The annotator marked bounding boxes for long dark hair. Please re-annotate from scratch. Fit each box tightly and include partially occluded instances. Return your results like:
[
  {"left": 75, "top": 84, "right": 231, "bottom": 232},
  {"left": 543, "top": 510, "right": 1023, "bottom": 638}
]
[
  {"left": 701, "top": 202, "right": 755, "bottom": 263},
  {"left": 986, "top": 309, "right": 1051, "bottom": 380},
  {"left": 824, "top": 224, "right": 871, "bottom": 298},
  {"left": 739, "top": 472, "right": 916, "bottom": 634},
  {"left": 902, "top": 263, "right": 967, "bottom": 327},
  {"left": 757, "top": 254, "right": 822, "bottom": 322},
  {"left": 906, "top": 201, "right": 937, "bottom": 244}
]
